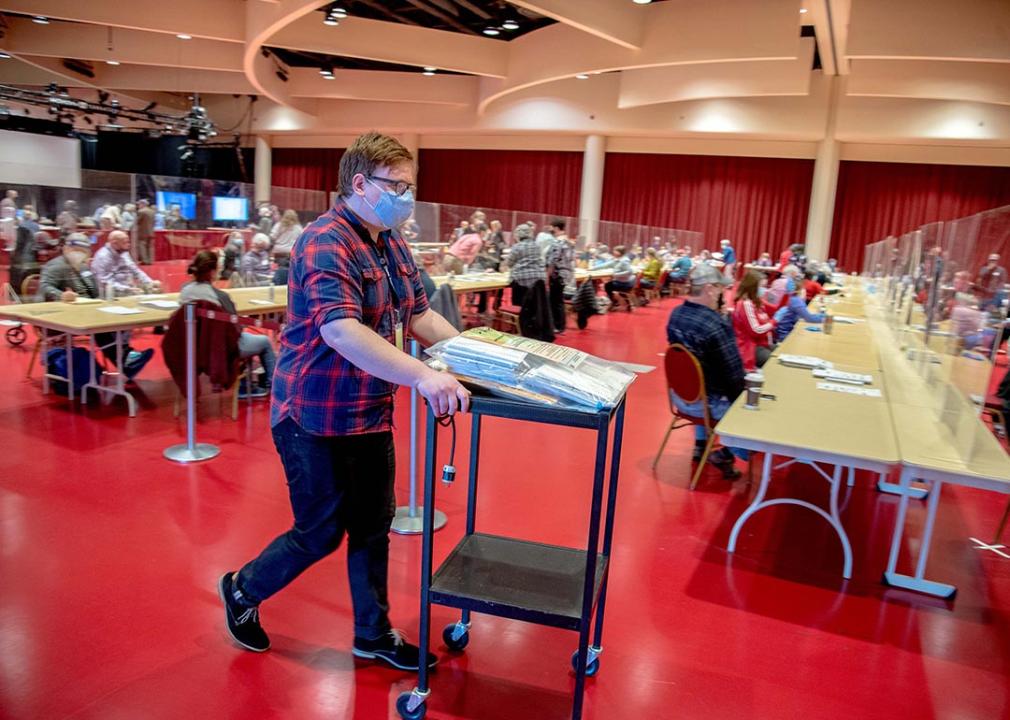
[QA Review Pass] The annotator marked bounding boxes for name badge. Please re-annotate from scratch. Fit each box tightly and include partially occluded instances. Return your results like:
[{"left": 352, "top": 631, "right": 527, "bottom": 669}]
[{"left": 395, "top": 321, "right": 404, "bottom": 352}]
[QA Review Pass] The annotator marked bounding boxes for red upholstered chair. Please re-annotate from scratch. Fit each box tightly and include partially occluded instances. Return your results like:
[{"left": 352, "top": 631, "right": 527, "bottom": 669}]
[{"left": 653, "top": 343, "right": 720, "bottom": 490}]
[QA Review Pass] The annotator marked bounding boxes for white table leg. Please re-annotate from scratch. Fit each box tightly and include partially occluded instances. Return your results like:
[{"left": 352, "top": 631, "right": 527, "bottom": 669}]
[
  {"left": 82, "top": 330, "right": 138, "bottom": 417},
  {"left": 883, "top": 469, "right": 956, "bottom": 598},
  {"left": 878, "top": 473, "right": 929, "bottom": 500},
  {"left": 728, "top": 452, "right": 774, "bottom": 553},
  {"left": 729, "top": 453, "right": 853, "bottom": 579},
  {"left": 847, "top": 466, "right": 855, "bottom": 487},
  {"left": 65, "top": 334, "right": 74, "bottom": 402}
]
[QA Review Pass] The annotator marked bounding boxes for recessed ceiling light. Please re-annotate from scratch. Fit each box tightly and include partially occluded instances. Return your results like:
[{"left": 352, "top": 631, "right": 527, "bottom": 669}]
[
  {"left": 575, "top": 73, "right": 589, "bottom": 80},
  {"left": 32, "top": 16, "right": 50, "bottom": 24},
  {"left": 319, "top": 67, "right": 334, "bottom": 76},
  {"left": 422, "top": 69, "right": 435, "bottom": 76},
  {"left": 176, "top": 33, "right": 192, "bottom": 40},
  {"left": 502, "top": 18, "right": 519, "bottom": 31},
  {"left": 322, "top": 74, "right": 335, "bottom": 80},
  {"left": 483, "top": 26, "right": 501, "bottom": 36},
  {"left": 323, "top": 16, "right": 339, "bottom": 26},
  {"left": 800, "top": 7, "right": 808, "bottom": 13},
  {"left": 106, "top": 60, "right": 120, "bottom": 66},
  {"left": 0, "top": 52, "right": 10, "bottom": 60},
  {"left": 632, "top": 0, "right": 652, "bottom": 4},
  {"left": 331, "top": 7, "right": 348, "bottom": 18}
]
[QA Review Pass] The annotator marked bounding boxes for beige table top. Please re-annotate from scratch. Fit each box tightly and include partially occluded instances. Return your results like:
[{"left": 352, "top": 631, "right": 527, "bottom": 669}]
[
  {"left": 0, "top": 285, "right": 287, "bottom": 334},
  {"left": 716, "top": 360, "right": 899, "bottom": 468},
  {"left": 775, "top": 325, "right": 880, "bottom": 369},
  {"left": 429, "top": 273, "right": 510, "bottom": 294},
  {"left": 888, "top": 401, "right": 1010, "bottom": 491}
]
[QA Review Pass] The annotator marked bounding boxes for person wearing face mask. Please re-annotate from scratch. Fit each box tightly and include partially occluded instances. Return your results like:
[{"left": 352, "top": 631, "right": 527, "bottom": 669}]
[
  {"left": 37, "top": 233, "right": 154, "bottom": 378},
  {"left": 92, "top": 230, "right": 160, "bottom": 297},
  {"left": 773, "top": 279, "right": 825, "bottom": 342},
  {"left": 218, "top": 132, "right": 467, "bottom": 672},
  {"left": 665, "top": 264, "right": 746, "bottom": 480},
  {"left": 732, "top": 270, "right": 776, "bottom": 371}
]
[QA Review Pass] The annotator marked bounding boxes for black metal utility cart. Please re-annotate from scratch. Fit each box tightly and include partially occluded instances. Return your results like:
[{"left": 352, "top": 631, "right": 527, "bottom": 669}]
[{"left": 396, "top": 393, "right": 628, "bottom": 720}]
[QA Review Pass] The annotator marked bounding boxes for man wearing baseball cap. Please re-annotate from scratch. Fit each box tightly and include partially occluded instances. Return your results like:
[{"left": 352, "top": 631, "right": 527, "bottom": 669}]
[
  {"left": 37, "top": 233, "right": 154, "bottom": 379},
  {"left": 665, "top": 264, "right": 745, "bottom": 479}
]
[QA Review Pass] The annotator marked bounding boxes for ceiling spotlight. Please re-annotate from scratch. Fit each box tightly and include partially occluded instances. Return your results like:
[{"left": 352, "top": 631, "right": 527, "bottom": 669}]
[
  {"left": 422, "top": 69, "right": 435, "bottom": 76},
  {"left": 319, "top": 66, "right": 334, "bottom": 76},
  {"left": 482, "top": 26, "right": 501, "bottom": 36},
  {"left": 322, "top": 74, "right": 336, "bottom": 80},
  {"left": 502, "top": 18, "right": 520, "bottom": 31},
  {"left": 32, "top": 16, "right": 50, "bottom": 24},
  {"left": 106, "top": 60, "right": 120, "bottom": 66},
  {"left": 575, "top": 73, "right": 589, "bottom": 80},
  {"left": 800, "top": 7, "right": 808, "bottom": 13},
  {"left": 323, "top": 15, "right": 339, "bottom": 26},
  {"left": 176, "top": 33, "right": 192, "bottom": 40},
  {"left": 0, "top": 52, "right": 10, "bottom": 59},
  {"left": 330, "top": 5, "right": 348, "bottom": 18},
  {"left": 632, "top": 0, "right": 652, "bottom": 4}
]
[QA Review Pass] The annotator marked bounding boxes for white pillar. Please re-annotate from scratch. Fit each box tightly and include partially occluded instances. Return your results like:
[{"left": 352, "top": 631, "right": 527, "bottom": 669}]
[
  {"left": 578, "top": 134, "right": 606, "bottom": 248},
  {"left": 254, "top": 135, "right": 272, "bottom": 204},
  {"left": 804, "top": 76, "right": 843, "bottom": 263}
]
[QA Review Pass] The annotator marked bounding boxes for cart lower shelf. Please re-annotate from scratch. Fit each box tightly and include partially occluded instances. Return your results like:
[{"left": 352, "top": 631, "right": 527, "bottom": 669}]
[{"left": 430, "top": 533, "right": 609, "bottom": 631}]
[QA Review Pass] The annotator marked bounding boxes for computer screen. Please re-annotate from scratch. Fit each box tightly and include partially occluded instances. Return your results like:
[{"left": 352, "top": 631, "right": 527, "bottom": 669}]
[
  {"left": 155, "top": 191, "right": 197, "bottom": 220},
  {"left": 212, "top": 196, "right": 249, "bottom": 222}
]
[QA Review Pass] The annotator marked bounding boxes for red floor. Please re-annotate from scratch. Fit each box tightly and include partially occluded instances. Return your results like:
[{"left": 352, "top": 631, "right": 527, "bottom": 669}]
[{"left": 2, "top": 266, "right": 1009, "bottom": 720}]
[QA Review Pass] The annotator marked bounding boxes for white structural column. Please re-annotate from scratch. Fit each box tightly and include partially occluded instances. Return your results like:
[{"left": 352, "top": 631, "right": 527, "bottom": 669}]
[
  {"left": 804, "top": 76, "right": 843, "bottom": 262},
  {"left": 578, "top": 134, "right": 607, "bottom": 248},
  {"left": 254, "top": 135, "right": 272, "bottom": 204}
]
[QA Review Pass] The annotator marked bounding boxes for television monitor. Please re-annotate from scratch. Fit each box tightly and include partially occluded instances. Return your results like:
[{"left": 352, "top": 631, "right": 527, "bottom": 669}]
[
  {"left": 155, "top": 190, "right": 197, "bottom": 220},
  {"left": 212, "top": 196, "right": 249, "bottom": 222}
]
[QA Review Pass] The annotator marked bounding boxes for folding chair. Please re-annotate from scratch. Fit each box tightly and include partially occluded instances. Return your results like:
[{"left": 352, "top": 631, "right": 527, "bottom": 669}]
[{"left": 653, "top": 343, "right": 738, "bottom": 490}]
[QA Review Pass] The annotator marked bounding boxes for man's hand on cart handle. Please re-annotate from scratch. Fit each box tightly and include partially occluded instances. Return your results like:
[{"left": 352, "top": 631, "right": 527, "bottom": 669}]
[{"left": 416, "top": 368, "right": 470, "bottom": 416}]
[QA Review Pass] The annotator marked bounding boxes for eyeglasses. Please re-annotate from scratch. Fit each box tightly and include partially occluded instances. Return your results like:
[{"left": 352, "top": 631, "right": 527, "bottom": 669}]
[{"left": 368, "top": 175, "right": 416, "bottom": 197}]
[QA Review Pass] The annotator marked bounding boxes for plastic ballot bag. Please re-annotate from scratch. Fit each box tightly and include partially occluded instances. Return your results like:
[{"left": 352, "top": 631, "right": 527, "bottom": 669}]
[{"left": 425, "top": 327, "right": 635, "bottom": 411}]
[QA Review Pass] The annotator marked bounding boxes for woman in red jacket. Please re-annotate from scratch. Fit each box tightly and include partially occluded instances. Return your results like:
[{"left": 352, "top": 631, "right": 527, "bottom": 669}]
[{"left": 732, "top": 270, "right": 776, "bottom": 371}]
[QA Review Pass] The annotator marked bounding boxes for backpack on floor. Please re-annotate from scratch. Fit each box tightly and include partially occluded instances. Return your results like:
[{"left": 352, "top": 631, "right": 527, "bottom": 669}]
[{"left": 46, "top": 347, "right": 103, "bottom": 397}]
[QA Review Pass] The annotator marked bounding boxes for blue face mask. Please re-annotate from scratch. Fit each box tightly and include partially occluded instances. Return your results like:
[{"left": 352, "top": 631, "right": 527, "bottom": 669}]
[{"left": 365, "top": 180, "right": 415, "bottom": 230}]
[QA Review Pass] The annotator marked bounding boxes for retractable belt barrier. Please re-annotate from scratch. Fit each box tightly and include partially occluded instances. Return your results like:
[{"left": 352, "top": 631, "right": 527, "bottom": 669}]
[{"left": 164, "top": 303, "right": 281, "bottom": 464}]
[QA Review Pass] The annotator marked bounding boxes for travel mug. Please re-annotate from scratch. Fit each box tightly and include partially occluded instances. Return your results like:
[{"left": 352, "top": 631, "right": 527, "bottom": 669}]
[{"left": 744, "top": 372, "right": 763, "bottom": 410}]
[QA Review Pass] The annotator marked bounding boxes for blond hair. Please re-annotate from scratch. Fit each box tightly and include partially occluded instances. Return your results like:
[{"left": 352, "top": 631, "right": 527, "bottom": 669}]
[{"left": 338, "top": 132, "right": 414, "bottom": 197}]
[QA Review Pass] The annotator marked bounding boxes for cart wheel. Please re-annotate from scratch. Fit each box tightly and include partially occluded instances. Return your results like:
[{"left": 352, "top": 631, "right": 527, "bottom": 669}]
[
  {"left": 571, "top": 650, "right": 600, "bottom": 677},
  {"left": 6, "top": 326, "right": 26, "bottom": 346},
  {"left": 442, "top": 623, "right": 470, "bottom": 652},
  {"left": 396, "top": 692, "right": 427, "bottom": 720}
]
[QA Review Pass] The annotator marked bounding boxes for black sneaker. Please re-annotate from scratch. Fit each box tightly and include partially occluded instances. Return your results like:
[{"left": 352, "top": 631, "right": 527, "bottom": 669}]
[
  {"left": 123, "top": 348, "right": 154, "bottom": 380},
  {"left": 237, "top": 382, "right": 269, "bottom": 399},
  {"left": 692, "top": 442, "right": 707, "bottom": 462},
  {"left": 352, "top": 629, "right": 437, "bottom": 671},
  {"left": 218, "top": 572, "right": 270, "bottom": 652},
  {"left": 708, "top": 448, "right": 742, "bottom": 480}
]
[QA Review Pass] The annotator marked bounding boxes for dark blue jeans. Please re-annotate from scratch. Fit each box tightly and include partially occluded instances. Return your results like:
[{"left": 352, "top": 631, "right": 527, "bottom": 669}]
[{"left": 235, "top": 418, "right": 396, "bottom": 640}]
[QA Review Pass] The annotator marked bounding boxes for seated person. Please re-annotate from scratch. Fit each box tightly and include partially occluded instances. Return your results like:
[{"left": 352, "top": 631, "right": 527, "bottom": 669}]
[
  {"left": 180, "top": 251, "right": 276, "bottom": 398},
  {"left": 220, "top": 232, "right": 245, "bottom": 280},
  {"left": 755, "top": 252, "right": 774, "bottom": 267},
  {"left": 773, "top": 281, "right": 825, "bottom": 342},
  {"left": 640, "top": 247, "right": 662, "bottom": 289},
  {"left": 91, "top": 230, "right": 161, "bottom": 298},
  {"left": 241, "top": 233, "right": 273, "bottom": 285},
  {"left": 597, "top": 245, "right": 638, "bottom": 301},
  {"left": 668, "top": 248, "right": 693, "bottom": 281},
  {"left": 591, "top": 244, "right": 614, "bottom": 266},
  {"left": 37, "top": 233, "right": 154, "bottom": 379},
  {"left": 665, "top": 264, "right": 745, "bottom": 479},
  {"left": 765, "top": 264, "right": 802, "bottom": 309},
  {"left": 732, "top": 270, "right": 776, "bottom": 370},
  {"left": 951, "top": 292, "right": 996, "bottom": 351}
]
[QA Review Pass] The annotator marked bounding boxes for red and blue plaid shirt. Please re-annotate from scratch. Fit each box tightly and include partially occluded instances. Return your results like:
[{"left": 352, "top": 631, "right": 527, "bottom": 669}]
[{"left": 271, "top": 200, "right": 430, "bottom": 436}]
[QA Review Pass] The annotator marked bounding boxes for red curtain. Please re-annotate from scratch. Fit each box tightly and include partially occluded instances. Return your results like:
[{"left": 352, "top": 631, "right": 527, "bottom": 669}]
[
  {"left": 600, "top": 153, "right": 814, "bottom": 264},
  {"left": 271, "top": 148, "right": 345, "bottom": 192},
  {"left": 830, "top": 161, "right": 1010, "bottom": 272},
  {"left": 416, "top": 149, "right": 583, "bottom": 217}
]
